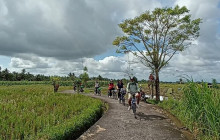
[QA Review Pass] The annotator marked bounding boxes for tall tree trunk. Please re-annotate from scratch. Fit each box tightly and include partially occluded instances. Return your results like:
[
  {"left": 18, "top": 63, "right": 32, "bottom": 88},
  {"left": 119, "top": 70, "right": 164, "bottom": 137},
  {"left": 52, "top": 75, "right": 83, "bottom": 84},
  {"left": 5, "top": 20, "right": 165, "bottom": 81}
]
[{"left": 155, "top": 70, "right": 160, "bottom": 101}]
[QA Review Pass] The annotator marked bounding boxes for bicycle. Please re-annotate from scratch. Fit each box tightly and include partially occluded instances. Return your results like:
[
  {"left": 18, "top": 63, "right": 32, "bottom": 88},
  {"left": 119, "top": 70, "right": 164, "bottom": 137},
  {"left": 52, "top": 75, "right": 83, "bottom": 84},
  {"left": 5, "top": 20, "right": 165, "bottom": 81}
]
[
  {"left": 94, "top": 87, "right": 101, "bottom": 96},
  {"left": 73, "top": 85, "right": 76, "bottom": 91},
  {"left": 112, "top": 89, "right": 117, "bottom": 100},
  {"left": 131, "top": 93, "right": 137, "bottom": 118},
  {"left": 80, "top": 87, "right": 84, "bottom": 93},
  {"left": 108, "top": 89, "right": 112, "bottom": 98},
  {"left": 118, "top": 88, "right": 126, "bottom": 106},
  {"left": 94, "top": 87, "right": 98, "bottom": 95},
  {"left": 140, "top": 90, "right": 146, "bottom": 102}
]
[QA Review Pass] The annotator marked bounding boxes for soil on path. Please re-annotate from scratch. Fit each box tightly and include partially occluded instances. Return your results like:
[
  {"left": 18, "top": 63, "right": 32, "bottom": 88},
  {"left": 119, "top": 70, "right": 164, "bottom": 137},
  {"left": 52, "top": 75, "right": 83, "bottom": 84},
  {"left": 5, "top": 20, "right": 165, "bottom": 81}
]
[{"left": 61, "top": 90, "right": 188, "bottom": 140}]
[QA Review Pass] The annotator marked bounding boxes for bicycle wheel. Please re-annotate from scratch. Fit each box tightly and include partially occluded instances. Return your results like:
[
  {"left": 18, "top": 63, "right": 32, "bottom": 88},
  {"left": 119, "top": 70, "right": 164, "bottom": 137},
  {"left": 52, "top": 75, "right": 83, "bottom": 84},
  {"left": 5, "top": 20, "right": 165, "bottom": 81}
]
[
  {"left": 122, "top": 98, "right": 125, "bottom": 106},
  {"left": 132, "top": 104, "right": 136, "bottom": 114}
]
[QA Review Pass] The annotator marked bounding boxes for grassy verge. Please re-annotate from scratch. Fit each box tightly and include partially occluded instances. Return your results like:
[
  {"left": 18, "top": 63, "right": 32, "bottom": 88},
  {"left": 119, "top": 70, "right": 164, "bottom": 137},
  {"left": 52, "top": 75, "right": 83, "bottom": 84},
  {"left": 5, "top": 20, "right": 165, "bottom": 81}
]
[
  {"left": 159, "top": 82, "right": 220, "bottom": 140},
  {"left": 0, "top": 85, "right": 104, "bottom": 139},
  {"left": 146, "top": 99, "right": 161, "bottom": 104}
]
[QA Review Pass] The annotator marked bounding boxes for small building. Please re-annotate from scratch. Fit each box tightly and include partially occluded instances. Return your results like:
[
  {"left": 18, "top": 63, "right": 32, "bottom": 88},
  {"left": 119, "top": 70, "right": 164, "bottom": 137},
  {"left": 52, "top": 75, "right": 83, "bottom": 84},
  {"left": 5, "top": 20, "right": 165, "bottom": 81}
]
[{"left": 207, "top": 83, "right": 212, "bottom": 88}]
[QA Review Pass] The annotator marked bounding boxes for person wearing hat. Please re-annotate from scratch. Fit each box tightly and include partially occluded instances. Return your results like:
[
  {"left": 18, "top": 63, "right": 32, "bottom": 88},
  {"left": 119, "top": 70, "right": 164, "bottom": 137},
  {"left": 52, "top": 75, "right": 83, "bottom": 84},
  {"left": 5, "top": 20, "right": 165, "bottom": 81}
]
[{"left": 126, "top": 77, "right": 140, "bottom": 110}]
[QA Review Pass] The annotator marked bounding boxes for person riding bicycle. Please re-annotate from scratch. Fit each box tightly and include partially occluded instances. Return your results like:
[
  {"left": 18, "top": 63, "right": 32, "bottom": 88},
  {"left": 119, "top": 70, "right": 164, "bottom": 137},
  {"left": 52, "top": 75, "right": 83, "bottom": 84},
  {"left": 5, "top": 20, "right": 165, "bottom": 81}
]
[
  {"left": 127, "top": 76, "right": 140, "bottom": 110},
  {"left": 117, "top": 80, "right": 124, "bottom": 100},
  {"left": 108, "top": 80, "right": 114, "bottom": 97},
  {"left": 95, "top": 80, "right": 100, "bottom": 94},
  {"left": 80, "top": 83, "right": 84, "bottom": 92}
]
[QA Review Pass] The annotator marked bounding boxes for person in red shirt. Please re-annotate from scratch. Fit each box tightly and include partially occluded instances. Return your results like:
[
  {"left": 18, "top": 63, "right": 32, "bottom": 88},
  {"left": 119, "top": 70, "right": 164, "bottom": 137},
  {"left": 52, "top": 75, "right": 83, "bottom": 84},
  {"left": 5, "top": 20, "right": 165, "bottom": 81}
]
[
  {"left": 148, "top": 73, "right": 155, "bottom": 82},
  {"left": 108, "top": 80, "right": 115, "bottom": 97},
  {"left": 148, "top": 73, "right": 155, "bottom": 98}
]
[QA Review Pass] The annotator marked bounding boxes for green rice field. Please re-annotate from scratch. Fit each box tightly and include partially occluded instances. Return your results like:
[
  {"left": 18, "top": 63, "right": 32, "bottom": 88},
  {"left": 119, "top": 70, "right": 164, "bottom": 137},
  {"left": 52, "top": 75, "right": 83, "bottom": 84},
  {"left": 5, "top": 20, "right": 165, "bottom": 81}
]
[{"left": 0, "top": 85, "right": 104, "bottom": 139}]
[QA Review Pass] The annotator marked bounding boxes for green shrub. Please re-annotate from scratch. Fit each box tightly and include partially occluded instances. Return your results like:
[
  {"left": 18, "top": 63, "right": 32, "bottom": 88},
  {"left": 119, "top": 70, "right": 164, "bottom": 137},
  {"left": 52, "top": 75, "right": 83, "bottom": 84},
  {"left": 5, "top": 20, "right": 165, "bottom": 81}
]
[{"left": 159, "top": 82, "right": 220, "bottom": 139}]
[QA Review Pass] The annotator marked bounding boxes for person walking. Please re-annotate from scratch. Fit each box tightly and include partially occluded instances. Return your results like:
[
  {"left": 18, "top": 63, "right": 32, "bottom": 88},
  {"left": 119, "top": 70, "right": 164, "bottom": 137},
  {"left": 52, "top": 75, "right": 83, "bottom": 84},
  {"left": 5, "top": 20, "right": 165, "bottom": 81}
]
[{"left": 108, "top": 80, "right": 114, "bottom": 97}]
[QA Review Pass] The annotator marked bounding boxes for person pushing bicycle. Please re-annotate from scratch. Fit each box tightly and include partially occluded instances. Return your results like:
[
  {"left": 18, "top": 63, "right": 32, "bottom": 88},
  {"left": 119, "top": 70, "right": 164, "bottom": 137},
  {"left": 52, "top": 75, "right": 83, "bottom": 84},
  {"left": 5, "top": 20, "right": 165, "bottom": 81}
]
[
  {"left": 126, "top": 76, "right": 140, "bottom": 110},
  {"left": 95, "top": 80, "right": 100, "bottom": 94}
]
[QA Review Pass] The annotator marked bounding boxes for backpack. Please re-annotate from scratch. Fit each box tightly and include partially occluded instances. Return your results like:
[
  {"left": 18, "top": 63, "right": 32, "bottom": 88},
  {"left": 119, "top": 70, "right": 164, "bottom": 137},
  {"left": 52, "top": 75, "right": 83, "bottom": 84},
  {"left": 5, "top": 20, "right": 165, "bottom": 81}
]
[{"left": 128, "top": 82, "right": 137, "bottom": 90}]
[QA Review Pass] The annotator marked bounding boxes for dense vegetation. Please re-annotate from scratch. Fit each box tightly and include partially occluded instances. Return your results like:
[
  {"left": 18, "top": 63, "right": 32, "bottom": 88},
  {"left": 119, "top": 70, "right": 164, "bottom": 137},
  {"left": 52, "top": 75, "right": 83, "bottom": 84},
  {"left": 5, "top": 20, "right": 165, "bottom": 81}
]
[
  {"left": 0, "top": 68, "right": 50, "bottom": 81},
  {"left": 0, "top": 85, "right": 104, "bottom": 139},
  {"left": 159, "top": 82, "right": 220, "bottom": 139},
  {"left": 0, "top": 67, "right": 150, "bottom": 84},
  {"left": 1, "top": 67, "right": 219, "bottom": 139}
]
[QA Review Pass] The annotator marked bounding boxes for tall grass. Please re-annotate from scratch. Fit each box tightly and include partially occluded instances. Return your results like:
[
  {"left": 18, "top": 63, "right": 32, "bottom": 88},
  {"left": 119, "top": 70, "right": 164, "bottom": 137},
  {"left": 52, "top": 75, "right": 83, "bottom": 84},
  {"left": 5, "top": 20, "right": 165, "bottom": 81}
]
[
  {"left": 0, "top": 85, "right": 104, "bottom": 139},
  {"left": 159, "top": 81, "right": 220, "bottom": 139},
  {"left": 182, "top": 82, "right": 220, "bottom": 138}
]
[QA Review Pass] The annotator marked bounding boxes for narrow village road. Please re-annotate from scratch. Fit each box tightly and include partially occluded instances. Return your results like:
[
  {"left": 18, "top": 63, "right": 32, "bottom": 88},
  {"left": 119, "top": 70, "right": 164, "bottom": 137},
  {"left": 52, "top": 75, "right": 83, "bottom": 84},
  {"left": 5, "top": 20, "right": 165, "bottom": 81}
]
[{"left": 61, "top": 90, "right": 188, "bottom": 140}]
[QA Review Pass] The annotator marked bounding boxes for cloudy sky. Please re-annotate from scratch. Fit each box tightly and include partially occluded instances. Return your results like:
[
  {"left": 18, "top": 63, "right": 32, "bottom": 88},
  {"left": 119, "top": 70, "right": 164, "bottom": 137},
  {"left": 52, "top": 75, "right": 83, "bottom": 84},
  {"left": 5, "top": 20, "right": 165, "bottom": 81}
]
[{"left": 0, "top": 0, "right": 220, "bottom": 82}]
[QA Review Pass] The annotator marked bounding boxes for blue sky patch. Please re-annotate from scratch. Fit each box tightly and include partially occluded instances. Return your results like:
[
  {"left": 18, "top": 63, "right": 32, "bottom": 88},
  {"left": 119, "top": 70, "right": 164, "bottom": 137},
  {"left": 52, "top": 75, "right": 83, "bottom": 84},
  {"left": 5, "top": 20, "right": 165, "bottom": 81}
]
[
  {"left": 0, "top": 55, "right": 10, "bottom": 69},
  {"left": 94, "top": 48, "right": 123, "bottom": 60}
]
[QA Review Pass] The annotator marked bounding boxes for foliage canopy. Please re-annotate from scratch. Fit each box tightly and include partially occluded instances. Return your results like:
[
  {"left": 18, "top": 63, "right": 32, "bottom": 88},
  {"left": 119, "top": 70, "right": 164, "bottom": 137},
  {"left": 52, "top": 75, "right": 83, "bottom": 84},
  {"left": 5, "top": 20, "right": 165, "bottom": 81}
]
[
  {"left": 113, "top": 5, "right": 201, "bottom": 101},
  {"left": 113, "top": 5, "right": 201, "bottom": 71}
]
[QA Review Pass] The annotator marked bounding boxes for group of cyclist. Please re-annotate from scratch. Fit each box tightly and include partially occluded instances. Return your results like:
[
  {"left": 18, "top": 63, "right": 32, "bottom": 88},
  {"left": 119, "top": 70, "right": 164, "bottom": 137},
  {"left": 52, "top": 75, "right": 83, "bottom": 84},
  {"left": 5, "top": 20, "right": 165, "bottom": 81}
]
[
  {"left": 94, "top": 75, "right": 154, "bottom": 110},
  {"left": 107, "top": 79, "right": 124, "bottom": 99}
]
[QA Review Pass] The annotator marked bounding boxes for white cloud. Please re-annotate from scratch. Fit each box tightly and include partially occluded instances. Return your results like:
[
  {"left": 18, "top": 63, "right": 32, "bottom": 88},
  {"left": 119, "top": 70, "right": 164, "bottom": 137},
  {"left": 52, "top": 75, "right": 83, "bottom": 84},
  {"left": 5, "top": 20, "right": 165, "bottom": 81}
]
[
  {"left": 8, "top": 49, "right": 220, "bottom": 82},
  {"left": 0, "top": 0, "right": 219, "bottom": 82}
]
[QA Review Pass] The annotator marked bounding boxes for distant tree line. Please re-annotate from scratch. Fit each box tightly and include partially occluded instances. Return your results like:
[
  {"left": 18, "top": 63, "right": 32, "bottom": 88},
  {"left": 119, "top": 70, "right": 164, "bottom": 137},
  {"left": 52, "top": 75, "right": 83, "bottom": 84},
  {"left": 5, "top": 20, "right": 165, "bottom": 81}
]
[
  {"left": 0, "top": 67, "right": 51, "bottom": 81},
  {"left": 0, "top": 66, "right": 119, "bottom": 82}
]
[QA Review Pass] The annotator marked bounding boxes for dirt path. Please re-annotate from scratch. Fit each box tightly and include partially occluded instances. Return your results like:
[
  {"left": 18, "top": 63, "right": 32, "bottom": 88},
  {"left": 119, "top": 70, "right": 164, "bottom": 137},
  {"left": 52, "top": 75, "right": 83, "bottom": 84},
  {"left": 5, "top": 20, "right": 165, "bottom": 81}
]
[{"left": 61, "top": 90, "right": 188, "bottom": 140}]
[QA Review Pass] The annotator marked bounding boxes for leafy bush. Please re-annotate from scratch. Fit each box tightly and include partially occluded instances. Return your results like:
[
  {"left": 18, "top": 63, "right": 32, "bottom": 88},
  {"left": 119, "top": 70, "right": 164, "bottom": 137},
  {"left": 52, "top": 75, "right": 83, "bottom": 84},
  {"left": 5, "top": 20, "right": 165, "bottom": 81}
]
[{"left": 212, "top": 79, "right": 219, "bottom": 89}]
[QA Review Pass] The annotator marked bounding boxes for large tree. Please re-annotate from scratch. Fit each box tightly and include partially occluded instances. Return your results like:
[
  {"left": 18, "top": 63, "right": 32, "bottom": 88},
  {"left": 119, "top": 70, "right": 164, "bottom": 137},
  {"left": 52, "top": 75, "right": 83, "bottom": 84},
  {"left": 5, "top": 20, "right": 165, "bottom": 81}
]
[
  {"left": 68, "top": 72, "right": 75, "bottom": 80},
  {"left": 20, "top": 69, "right": 26, "bottom": 80},
  {"left": 113, "top": 5, "right": 201, "bottom": 101},
  {"left": 80, "top": 66, "right": 89, "bottom": 86},
  {"left": 1, "top": 68, "right": 10, "bottom": 81},
  {"left": 97, "top": 75, "right": 103, "bottom": 81}
]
